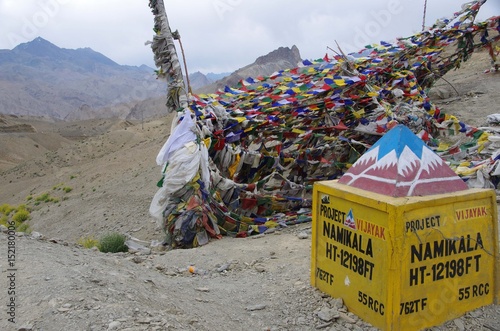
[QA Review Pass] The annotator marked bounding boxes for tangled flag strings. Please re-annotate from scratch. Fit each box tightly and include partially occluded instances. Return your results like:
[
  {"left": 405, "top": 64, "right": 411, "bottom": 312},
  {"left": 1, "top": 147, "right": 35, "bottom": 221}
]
[{"left": 148, "top": 0, "right": 500, "bottom": 248}]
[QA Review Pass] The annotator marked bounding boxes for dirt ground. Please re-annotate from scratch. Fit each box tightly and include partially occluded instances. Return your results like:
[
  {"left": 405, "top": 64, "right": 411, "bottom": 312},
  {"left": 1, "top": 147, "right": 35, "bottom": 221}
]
[{"left": 0, "top": 49, "right": 499, "bottom": 330}]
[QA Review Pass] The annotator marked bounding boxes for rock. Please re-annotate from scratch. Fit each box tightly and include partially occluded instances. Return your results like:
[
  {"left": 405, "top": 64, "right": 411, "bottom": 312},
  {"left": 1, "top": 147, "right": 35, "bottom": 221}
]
[
  {"left": 315, "top": 321, "right": 333, "bottom": 329},
  {"left": 217, "top": 263, "right": 231, "bottom": 273},
  {"left": 155, "top": 264, "right": 165, "bottom": 271},
  {"left": 331, "top": 298, "right": 344, "bottom": 309},
  {"left": 338, "top": 311, "right": 356, "bottom": 324},
  {"left": 246, "top": 304, "right": 267, "bottom": 311},
  {"left": 351, "top": 325, "right": 365, "bottom": 331},
  {"left": 297, "top": 232, "right": 309, "bottom": 239},
  {"left": 137, "top": 248, "right": 151, "bottom": 255},
  {"left": 18, "top": 324, "right": 34, "bottom": 331},
  {"left": 195, "top": 287, "right": 210, "bottom": 292},
  {"left": 453, "top": 318, "right": 466, "bottom": 331},
  {"left": 150, "top": 240, "right": 166, "bottom": 252},
  {"left": 317, "top": 307, "right": 339, "bottom": 322},
  {"left": 254, "top": 264, "right": 266, "bottom": 272},
  {"left": 132, "top": 256, "right": 145, "bottom": 264},
  {"left": 164, "top": 270, "right": 178, "bottom": 276},
  {"left": 296, "top": 316, "right": 307, "bottom": 325},
  {"left": 468, "top": 310, "right": 482, "bottom": 318},
  {"left": 108, "top": 321, "right": 121, "bottom": 330},
  {"left": 30, "top": 231, "right": 43, "bottom": 239},
  {"left": 0, "top": 224, "right": 8, "bottom": 233},
  {"left": 429, "top": 87, "right": 453, "bottom": 100}
]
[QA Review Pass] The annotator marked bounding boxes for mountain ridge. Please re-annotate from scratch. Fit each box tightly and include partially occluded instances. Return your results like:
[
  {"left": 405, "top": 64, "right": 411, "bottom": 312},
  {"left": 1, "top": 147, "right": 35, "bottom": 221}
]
[
  {"left": 0, "top": 37, "right": 165, "bottom": 120},
  {"left": 0, "top": 38, "right": 302, "bottom": 120},
  {"left": 195, "top": 45, "right": 302, "bottom": 94}
]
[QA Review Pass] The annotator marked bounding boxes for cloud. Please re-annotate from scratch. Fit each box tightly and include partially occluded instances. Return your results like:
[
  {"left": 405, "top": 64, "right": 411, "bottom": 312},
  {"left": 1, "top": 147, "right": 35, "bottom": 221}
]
[{"left": 0, "top": 0, "right": 496, "bottom": 73}]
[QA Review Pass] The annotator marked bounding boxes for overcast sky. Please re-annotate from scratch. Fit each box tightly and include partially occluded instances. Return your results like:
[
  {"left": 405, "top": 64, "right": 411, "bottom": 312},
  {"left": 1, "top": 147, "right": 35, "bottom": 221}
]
[{"left": 0, "top": 0, "right": 498, "bottom": 74}]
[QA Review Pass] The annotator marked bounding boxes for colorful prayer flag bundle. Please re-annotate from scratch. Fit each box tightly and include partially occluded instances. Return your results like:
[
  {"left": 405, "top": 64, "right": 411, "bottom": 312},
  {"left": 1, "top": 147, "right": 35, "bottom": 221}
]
[{"left": 149, "top": 0, "right": 500, "bottom": 248}]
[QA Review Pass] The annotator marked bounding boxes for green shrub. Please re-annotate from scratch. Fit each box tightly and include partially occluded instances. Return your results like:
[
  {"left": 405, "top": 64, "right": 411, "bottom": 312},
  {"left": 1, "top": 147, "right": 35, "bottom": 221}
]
[
  {"left": 16, "top": 204, "right": 29, "bottom": 212},
  {"left": 0, "top": 215, "right": 8, "bottom": 227},
  {"left": 63, "top": 187, "right": 72, "bottom": 193},
  {"left": 12, "top": 209, "right": 30, "bottom": 223},
  {"left": 26, "top": 195, "right": 33, "bottom": 201},
  {"left": 0, "top": 204, "right": 32, "bottom": 232},
  {"left": 16, "top": 222, "right": 31, "bottom": 234},
  {"left": 0, "top": 203, "right": 14, "bottom": 216},
  {"left": 35, "top": 192, "right": 58, "bottom": 204},
  {"left": 35, "top": 193, "right": 51, "bottom": 202},
  {"left": 78, "top": 236, "right": 100, "bottom": 249},
  {"left": 98, "top": 233, "right": 128, "bottom": 253}
]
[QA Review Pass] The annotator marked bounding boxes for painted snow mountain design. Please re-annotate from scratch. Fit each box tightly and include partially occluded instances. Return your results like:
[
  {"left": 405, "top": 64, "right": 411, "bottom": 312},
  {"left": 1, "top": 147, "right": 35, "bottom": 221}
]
[{"left": 338, "top": 125, "right": 468, "bottom": 197}]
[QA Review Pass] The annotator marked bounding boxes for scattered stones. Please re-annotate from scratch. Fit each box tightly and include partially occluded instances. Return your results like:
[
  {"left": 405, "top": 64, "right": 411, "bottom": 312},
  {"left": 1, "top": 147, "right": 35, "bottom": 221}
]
[
  {"left": 297, "top": 231, "right": 309, "bottom": 239},
  {"left": 317, "top": 307, "right": 339, "bottom": 322}
]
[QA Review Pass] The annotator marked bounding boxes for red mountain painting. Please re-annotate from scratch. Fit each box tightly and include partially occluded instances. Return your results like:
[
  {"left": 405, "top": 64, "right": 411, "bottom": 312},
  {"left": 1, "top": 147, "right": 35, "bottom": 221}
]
[{"left": 338, "top": 125, "right": 469, "bottom": 197}]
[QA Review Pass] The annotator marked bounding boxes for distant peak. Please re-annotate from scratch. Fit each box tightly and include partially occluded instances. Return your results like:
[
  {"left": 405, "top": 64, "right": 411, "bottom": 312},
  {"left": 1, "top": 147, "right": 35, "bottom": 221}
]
[
  {"left": 33, "top": 36, "right": 49, "bottom": 43},
  {"left": 254, "top": 46, "right": 302, "bottom": 66},
  {"left": 14, "top": 37, "right": 60, "bottom": 53},
  {"left": 27, "top": 37, "right": 58, "bottom": 48}
]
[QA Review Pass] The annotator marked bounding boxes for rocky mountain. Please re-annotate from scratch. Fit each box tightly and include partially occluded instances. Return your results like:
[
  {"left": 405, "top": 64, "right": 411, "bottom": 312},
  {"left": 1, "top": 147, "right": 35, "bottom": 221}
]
[
  {"left": 0, "top": 39, "right": 301, "bottom": 120},
  {"left": 206, "top": 72, "right": 230, "bottom": 81},
  {"left": 188, "top": 71, "right": 213, "bottom": 90},
  {"left": 0, "top": 37, "right": 166, "bottom": 120},
  {"left": 196, "top": 45, "right": 302, "bottom": 93},
  {"left": 188, "top": 71, "right": 231, "bottom": 91}
]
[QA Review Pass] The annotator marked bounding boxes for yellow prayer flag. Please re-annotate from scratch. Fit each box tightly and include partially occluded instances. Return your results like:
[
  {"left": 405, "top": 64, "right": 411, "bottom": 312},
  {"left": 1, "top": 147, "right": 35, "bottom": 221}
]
[
  {"left": 228, "top": 154, "right": 240, "bottom": 178},
  {"left": 292, "top": 128, "right": 306, "bottom": 134}
]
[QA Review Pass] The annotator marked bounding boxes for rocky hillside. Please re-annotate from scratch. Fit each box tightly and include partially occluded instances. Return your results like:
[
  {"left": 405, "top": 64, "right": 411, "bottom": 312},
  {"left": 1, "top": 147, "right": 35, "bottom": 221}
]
[
  {"left": 0, "top": 38, "right": 303, "bottom": 120},
  {"left": 0, "top": 37, "right": 166, "bottom": 120},
  {"left": 196, "top": 45, "right": 302, "bottom": 93}
]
